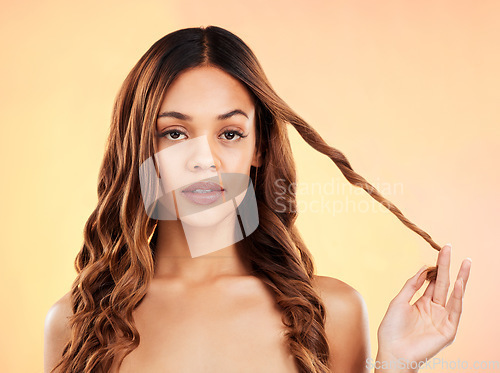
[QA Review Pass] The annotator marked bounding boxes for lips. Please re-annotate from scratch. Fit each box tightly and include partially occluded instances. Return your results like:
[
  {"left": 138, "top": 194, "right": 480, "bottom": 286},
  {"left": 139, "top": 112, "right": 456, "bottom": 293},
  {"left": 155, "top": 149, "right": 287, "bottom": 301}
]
[
  {"left": 181, "top": 181, "right": 225, "bottom": 205},
  {"left": 182, "top": 181, "right": 224, "bottom": 193}
]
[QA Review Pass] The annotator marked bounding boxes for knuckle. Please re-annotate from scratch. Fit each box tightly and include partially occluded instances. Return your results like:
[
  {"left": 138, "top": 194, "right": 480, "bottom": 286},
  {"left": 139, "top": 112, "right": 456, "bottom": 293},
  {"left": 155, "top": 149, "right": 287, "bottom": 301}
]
[
  {"left": 436, "top": 281, "right": 449, "bottom": 288},
  {"left": 389, "top": 297, "right": 400, "bottom": 306}
]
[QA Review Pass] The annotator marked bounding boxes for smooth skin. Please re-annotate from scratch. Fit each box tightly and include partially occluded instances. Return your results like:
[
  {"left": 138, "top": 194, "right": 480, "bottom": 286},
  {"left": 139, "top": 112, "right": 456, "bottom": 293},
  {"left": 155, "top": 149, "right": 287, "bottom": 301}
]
[
  {"left": 44, "top": 275, "right": 370, "bottom": 372},
  {"left": 44, "top": 66, "right": 471, "bottom": 373}
]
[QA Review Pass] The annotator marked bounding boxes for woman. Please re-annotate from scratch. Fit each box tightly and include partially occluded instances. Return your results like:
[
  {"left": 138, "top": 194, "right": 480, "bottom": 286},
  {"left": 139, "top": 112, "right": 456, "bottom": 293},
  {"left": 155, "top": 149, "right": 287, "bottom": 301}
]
[{"left": 44, "top": 25, "right": 472, "bottom": 373}]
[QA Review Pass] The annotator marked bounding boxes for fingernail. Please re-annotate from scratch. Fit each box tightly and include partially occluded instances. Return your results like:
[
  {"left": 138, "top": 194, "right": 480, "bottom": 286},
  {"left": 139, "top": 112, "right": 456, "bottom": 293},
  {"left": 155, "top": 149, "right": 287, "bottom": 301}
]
[{"left": 445, "top": 243, "right": 452, "bottom": 249}]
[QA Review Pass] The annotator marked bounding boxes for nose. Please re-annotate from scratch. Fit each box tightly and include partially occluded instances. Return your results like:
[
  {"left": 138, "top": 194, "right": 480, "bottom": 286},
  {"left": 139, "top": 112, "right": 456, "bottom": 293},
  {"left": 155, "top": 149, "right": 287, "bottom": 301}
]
[
  {"left": 186, "top": 140, "right": 220, "bottom": 172},
  {"left": 188, "top": 158, "right": 217, "bottom": 171}
]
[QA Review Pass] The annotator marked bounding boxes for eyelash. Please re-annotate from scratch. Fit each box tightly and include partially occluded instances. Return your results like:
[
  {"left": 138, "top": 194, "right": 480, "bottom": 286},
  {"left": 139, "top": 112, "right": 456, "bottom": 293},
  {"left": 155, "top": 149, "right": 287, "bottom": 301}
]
[{"left": 159, "top": 128, "right": 248, "bottom": 142}]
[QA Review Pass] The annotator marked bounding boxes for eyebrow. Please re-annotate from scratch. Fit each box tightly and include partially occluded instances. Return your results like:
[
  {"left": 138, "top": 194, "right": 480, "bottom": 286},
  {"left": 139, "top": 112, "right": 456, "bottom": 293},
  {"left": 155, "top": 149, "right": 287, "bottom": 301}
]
[{"left": 157, "top": 109, "right": 249, "bottom": 121}]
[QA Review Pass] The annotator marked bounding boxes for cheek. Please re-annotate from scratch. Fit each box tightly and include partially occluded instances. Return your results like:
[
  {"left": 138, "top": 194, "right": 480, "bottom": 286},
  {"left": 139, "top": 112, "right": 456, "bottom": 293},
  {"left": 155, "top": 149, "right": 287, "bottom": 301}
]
[{"left": 220, "top": 145, "right": 254, "bottom": 173}]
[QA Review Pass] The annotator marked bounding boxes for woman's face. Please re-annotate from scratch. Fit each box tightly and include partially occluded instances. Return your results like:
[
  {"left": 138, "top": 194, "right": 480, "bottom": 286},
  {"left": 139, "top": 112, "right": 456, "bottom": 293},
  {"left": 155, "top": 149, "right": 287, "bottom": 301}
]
[{"left": 153, "top": 65, "right": 260, "bottom": 226}]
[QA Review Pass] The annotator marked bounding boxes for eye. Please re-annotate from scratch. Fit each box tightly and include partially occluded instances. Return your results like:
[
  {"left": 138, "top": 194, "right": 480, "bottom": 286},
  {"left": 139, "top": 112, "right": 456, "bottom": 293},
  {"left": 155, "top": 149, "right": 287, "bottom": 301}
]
[
  {"left": 160, "top": 129, "right": 187, "bottom": 141},
  {"left": 220, "top": 130, "right": 247, "bottom": 141},
  {"left": 158, "top": 128, "right": 248, "bottom": 142}
]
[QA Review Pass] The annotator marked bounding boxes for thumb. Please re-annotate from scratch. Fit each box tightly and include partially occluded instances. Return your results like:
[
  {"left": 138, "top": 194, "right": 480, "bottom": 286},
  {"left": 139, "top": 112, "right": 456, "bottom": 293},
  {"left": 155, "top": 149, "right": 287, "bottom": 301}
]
[{"left": 392, "top": 265, "right": 428, "bottom": 304}]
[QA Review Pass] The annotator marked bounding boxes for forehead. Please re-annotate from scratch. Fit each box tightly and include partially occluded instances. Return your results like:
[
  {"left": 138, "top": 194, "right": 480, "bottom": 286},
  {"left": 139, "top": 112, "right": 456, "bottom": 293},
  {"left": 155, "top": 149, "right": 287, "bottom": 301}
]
[{"left": 159, "top": 66, "right": 255, "bottom": 115}]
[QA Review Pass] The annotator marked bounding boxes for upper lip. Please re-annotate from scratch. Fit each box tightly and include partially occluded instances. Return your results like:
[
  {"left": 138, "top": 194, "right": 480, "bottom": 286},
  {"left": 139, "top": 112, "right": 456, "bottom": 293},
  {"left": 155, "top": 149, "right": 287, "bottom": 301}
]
[{"left": 182, "top": 181, "right": 224, "bottom": 192}]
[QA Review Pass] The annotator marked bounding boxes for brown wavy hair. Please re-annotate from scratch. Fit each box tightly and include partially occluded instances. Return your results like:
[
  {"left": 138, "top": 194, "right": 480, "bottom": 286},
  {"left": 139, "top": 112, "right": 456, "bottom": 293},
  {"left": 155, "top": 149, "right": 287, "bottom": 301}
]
[{"left": 53, "top": 25, "right": 441, "bottom": 373}]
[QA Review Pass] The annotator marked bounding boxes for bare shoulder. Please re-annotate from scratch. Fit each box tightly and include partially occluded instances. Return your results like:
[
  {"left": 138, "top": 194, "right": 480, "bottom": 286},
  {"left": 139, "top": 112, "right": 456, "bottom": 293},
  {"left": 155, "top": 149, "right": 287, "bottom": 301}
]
[
  {"left": 312, "top": 275, "right": 366, "bottom": 313},
  {"left": 44, "top": 292, "right": 73, "bottom": 372},
  {"left": 312, "top": 275, "right": 371, "bottom": 373},
  {"left": 45, "top": 291, "right": 73, "bottom": 337}
]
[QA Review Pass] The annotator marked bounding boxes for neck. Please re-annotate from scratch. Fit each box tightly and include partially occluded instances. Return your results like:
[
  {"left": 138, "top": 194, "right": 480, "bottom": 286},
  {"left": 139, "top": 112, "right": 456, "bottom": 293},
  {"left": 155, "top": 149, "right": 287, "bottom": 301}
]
[{"left": 152, "top": 218, "right": 252, "bottom": 284}]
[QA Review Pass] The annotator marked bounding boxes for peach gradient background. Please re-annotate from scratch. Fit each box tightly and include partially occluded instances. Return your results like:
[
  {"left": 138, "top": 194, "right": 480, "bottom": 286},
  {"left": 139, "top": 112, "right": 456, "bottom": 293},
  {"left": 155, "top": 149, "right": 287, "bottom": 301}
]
[{"left": 1, "top": 1, "right": 498, "bottom": 372}]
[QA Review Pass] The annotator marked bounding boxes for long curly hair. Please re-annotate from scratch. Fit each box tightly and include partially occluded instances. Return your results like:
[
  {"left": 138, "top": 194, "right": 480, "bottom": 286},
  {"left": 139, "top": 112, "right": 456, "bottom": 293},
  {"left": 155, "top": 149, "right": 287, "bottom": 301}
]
[{"left": 53, "top": 25, "right": 441, "bottom": 373}]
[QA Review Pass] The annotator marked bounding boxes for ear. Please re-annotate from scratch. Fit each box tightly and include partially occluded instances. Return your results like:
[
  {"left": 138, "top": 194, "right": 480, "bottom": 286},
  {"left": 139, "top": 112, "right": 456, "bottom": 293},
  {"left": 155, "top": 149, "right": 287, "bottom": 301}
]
[{"left": 251, "top": 148, "right": 262, "bottom": 168}]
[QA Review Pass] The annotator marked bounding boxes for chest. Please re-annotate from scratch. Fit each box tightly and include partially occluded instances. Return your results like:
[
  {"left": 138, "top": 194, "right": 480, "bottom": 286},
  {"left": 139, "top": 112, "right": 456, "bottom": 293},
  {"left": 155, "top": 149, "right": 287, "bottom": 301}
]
[{"left": 113, "top": 282, "right": 299, "bottom": 373}]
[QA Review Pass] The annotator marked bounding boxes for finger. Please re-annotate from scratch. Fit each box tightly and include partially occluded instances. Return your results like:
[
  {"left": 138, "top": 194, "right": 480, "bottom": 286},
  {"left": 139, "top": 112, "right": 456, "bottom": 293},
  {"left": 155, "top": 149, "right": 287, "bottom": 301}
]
[
  {"left": 446, "top": 277, "right": 463, "bottom": 327},
  {"left": 393, "top": 265, "right": 428, "bottom": 304},
  {"left": 460, "top": 257, "right": 472, "bottom": 293},
  {"left": 422, "top": 278, "right": 436, "bottom": 300},
  {"left": 432, "top": 244, "right": 452, "bottom": 306},
  {"left": 446, "top": 258, "right": 472, "bottom": 326}
]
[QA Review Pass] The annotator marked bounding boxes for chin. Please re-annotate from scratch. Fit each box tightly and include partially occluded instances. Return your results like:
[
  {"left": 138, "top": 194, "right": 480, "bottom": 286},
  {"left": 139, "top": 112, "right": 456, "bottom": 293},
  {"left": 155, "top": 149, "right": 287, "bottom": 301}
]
[{"left": 179, "top": 201, "right": 237, "bottom": 228}]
